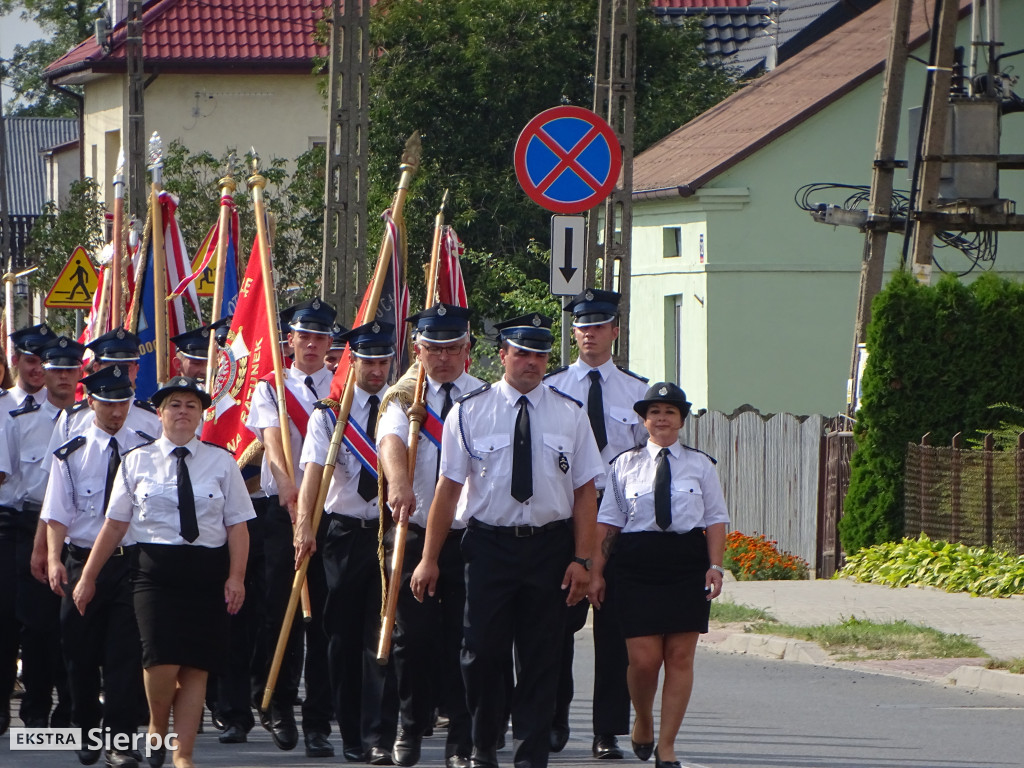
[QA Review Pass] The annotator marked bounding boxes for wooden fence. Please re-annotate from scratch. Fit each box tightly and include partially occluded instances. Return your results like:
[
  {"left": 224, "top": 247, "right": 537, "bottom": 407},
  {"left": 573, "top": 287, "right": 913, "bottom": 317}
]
[{"left": 680, "top": 408, "right": 837, "bottom": 575}]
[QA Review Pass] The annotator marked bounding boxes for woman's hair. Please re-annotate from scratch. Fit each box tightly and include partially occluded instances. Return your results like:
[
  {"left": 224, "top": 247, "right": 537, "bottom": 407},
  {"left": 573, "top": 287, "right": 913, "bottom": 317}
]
[{"left": 0, "top": 351, "right": 13, "bottom": 389}]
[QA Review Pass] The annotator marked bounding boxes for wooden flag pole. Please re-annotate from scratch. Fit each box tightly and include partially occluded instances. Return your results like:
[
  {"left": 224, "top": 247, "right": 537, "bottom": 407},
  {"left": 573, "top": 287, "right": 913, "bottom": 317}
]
[
  {"left": 110, "top": 147, "right": 125, "bottom": 330},
  {"left": 148, "top": 133, "right": 169, "bottom": 386},
  {"left": 262, "top": 132, "right": 421, "bottom": 711},
  {"left": 205, "top": 166, "right": 237, "bottom": 388},
  {"left": 376, "top": 188, "right": 447, "bottom": 663}
]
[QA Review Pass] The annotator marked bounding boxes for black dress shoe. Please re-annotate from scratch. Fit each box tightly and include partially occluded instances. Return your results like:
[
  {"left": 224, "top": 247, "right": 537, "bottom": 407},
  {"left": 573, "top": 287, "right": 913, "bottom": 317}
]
[
  {"left": 304, "top": 732, "right": 335, "bottom": 758},
  {"left": 270, "top": 714, "right": 299, "bottom": 751},
  {"left": 653, "top": 745, "right": 681, "bottom": 768},
  {"left": 368, "top": 746, "right": 394, "bottom": 765},
  {"left": 105, "top": 749, "right": 140, "bottom": 768},
  {"left": 392, "top": 730, "right": 422, "bottom": 767},
  {"left": 470, "top": 746, "right": 498, "bottom": 768},
  {"left": 549, "top": 725, "right": 570, "bottom": 753},
  {"left": 145, "top": 745, "right": 165, "bottom": 768},
  {"left": 446, "top": 756, "right": 471, "bottom": 768},
  {"left": 631, "top": 725, "right": 654, "bottom": 762},
  {"left": 77, "top": 747, "right": 102, "bottom": 765},
  {"left": 218, "top": 724, "right": 247, "bottom": 744},
  {"left": 343, "top": 745, "right": 366, "bottom": 762},
  {"left": 593, "top": 734, "right": 624, "bottom": 759}
]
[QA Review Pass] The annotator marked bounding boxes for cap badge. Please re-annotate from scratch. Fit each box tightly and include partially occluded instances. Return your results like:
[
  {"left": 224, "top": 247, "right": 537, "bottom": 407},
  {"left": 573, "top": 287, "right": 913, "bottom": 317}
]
[
  {"left": 312, "top": 298, "right": 321, "bottom": 310},
  {"left": 532, "top": 315, "right": 541, "bottom": 327},
  {"left": 201, "top": 329, "right": 209, "bottom": 338},
  {"left": 437, "top": 305, "right": 447, "bottom": 316},
  {"left": 177, "top": 377, "right": 187, "bottom": 386},
  {"left": 113, "top": 367, "right": 123, "bottom": 378},
  {"left": 116, "top": 329, "right": 125, "bottom": 339},
  {"left": 659, "top": 386, "right": 668, "bottom": 396},
  {"left": 59, "top": 338, "right": 68, "bottom": 348},
  {"left": 40, "top": 326, "right": 50, "bottom": 336},
  {"left": 371, "top": 322, "right": 381, "bottom": 333},
  {"left": 585, "top": 290, "right": 594, "bottom": 301}
]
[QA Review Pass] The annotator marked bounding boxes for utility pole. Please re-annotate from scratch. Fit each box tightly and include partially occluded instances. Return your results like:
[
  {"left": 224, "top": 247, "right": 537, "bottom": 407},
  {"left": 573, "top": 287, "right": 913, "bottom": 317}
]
[
  {"left": 125, "top": 0, "right": 146, "bottom": 226},
  {"left": 320, "top": 0, "right": 370, "bottom": 321},
  {"left": 846, "top": 0, "right": 913, "bottom": 416},
  {"left": 907, "top": 0, "right": 961, "bottom": 282},
  {"left": 588, "top": 0, "right": 636, "bottom": 364}
]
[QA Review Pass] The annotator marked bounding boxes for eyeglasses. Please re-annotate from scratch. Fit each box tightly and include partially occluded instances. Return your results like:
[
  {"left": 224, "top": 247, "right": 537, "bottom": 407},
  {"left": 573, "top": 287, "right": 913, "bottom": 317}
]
[{"left": 419, "top": 344, "right": 466, "bottom": 358}]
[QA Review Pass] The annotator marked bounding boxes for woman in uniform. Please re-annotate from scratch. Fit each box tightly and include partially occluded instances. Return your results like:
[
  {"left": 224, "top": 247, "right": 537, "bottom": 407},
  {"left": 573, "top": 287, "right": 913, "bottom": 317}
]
[
  {"left": 588, "top": 382, "right": 728, "bottom": 768},
  {"left": 73, "top": 376, "right": 255, "bottom": 768}
]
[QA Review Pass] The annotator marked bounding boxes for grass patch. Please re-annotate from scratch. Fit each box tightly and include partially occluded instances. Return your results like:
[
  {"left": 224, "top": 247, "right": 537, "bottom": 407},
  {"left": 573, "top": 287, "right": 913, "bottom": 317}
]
[
  {"left": 709, "top": 600, "right": 775, "bottom": 623},
  {"left": 987, "top": 657, "right": 1024, "bottom": 674},
  {"left": 743, "top": 616, "right": 988, "bottom": 661}
]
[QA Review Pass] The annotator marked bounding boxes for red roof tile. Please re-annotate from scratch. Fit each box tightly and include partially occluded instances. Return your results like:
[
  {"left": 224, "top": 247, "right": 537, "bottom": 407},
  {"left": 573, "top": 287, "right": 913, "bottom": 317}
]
[
  {"left": 47, "top": 0, "right": 331, "bottom": 80},
  {"left": 634, "top": 0, "right": 970, "bottom": 199}
]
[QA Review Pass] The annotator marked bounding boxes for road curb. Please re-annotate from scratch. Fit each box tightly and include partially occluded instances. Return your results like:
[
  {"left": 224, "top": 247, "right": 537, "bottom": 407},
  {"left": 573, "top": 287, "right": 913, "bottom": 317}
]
[
  {"left": 716, "top": 632, "right": 830, "bottom": 664},
  {"left": 944, "top": 665, "right": 1024, "bottom": 696}
]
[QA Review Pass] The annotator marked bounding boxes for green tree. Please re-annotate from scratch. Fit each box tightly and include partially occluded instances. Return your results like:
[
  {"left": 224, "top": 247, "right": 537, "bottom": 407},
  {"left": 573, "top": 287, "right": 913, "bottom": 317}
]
[
  {"left": 0, "top": 0, "right": 94, "bottom": 116},
  {"left": 23, "top": 177, "right": 105, "bottom": 333},
  {"left": 367, "top": 0, "right": 733, "bottom": 324}
]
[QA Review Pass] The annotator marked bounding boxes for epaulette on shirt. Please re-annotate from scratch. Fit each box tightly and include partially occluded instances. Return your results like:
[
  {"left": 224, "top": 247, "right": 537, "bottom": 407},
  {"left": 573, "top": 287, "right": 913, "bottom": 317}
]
[
  {"left": 547, "top": 385, "right": 582, "bottom": 408},
  {"left": 456, "top": 382, "right": 490, "bottom": 403},
  {"left": 683, "top": 444, "right": 717, "bottom": 465},
  {"left": 314, "top": 400, "right": 334, "bottom": 411},
  {"left": 616, "top": 365, "right": 648, "bottom": 383},
  {"left": 608, "top": 445, "right": 643, "bottom": 466},
  {"left": 9, "top": 398, "right": 40, "bottom": 418},
  {"left": 135, "top": 430, "right": 157, "bottom": 443},
  {"left": 134, "top": 399, "right": 158, "bottom": 414},
  {"left": 54, "top": 435, "right": 87, "bottom": 461},
  {"left": 0, "top": 389, "right": 7, "bottom": 400},
  {"left": 68, "top": 400, "right": 89, "bottom": 415},
  {"left": 543, "top": 366, "right": 569, "bottom": 380},
  {"left": 123, "top": 436, "right": 157, "bottom": 457},
  {"left": 202, "top": 440, "right": 232, "bottom": 453}
]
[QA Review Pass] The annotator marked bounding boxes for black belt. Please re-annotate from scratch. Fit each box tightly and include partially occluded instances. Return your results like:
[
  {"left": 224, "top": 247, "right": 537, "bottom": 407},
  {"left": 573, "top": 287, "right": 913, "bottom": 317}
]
[
  {"left": 67, "top": 543, "right": 134, "bottom": 562},
  {"left": 407, "top": 522, "right": 464, "bottom": 539},
  {"left": 331, "top": 514, "right": 378, "bottom": 530},
  {"left": 21, "top": 502, "right": 42, "bottom": 515},
  {"left": 467, "top": 518, "right": 568, "bottom": 537}
]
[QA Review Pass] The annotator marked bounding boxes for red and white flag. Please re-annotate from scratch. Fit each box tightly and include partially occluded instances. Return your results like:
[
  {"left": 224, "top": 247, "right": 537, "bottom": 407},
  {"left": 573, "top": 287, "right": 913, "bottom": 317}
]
[{"left": 438, "top": 225, "right": 468, "bottom": 308}]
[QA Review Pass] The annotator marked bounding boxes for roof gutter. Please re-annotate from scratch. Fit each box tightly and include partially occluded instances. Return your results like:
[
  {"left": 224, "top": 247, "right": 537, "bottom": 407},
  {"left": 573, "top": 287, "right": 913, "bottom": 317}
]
[{"left": 632, "top": 184, "right": 696, "bottom": 202}]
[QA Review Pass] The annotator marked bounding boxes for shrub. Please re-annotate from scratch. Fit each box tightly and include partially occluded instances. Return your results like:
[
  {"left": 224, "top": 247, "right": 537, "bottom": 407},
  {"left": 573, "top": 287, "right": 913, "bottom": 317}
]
[
  {"left": 839, "top": 533, "right": 1024, "bottom": 598},
  {"left": 723, "top": 531, "right": 809, "bottom": 581}
]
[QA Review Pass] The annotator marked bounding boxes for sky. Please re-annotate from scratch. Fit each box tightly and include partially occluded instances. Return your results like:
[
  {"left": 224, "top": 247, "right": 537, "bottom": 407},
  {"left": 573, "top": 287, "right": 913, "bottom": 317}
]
[{"left": 0, "top": 12, "right": 44, "bottom": 61}]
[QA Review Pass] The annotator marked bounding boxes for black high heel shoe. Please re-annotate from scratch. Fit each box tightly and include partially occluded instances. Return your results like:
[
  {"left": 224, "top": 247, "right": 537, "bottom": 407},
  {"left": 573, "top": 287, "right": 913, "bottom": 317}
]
[
  {"left": 631, "top": 722, "right": 653, "bottom": 761},
  {"left": 653, "top": 744, "right": 681, "bottom": 768}
]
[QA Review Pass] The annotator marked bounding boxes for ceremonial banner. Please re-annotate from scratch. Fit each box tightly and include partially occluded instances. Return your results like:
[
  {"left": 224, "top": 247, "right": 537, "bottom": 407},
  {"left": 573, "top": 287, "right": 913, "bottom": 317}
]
[
  {"left": 438, "top": 225, "right": 468, "bottom": 308},
  {"left": 201, "top": 235, "right": 272, "bottom": 460},
  {"left": 180, "top": 194, "right": 241, "bottom": 318}
]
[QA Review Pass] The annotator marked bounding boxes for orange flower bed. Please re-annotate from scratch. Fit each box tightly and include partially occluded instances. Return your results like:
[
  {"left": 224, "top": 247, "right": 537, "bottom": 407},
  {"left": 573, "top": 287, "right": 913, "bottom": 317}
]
[{"left": 723, "top": 530, "right": 809, "bottom": 581}]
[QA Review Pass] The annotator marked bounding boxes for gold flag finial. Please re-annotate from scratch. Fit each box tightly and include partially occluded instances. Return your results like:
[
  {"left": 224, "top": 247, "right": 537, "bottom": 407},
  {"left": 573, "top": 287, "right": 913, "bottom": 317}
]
[
  {"left": 401, "top": 131, "right": 421, "bottom": 174},
  {"left": 248, "top": 147, "right": 266, "bottom": 191}
]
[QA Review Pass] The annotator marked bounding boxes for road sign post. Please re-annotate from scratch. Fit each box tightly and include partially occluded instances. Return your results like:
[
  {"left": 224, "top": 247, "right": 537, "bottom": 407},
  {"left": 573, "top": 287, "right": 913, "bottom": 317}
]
[{"left": 550, "top": 215, "right": 585, "bottom": 296}]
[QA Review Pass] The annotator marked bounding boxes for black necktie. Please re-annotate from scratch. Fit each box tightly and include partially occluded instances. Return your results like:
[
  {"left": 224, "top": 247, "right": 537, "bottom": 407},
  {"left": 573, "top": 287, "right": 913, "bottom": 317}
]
[
  {"left": 436, "top": 383, "right": 456, "bottom": 480},
  {"left": 173, "top": 446, "right": 199, "bottom": 543},
  {"left": 103, "top": 437, "right": 121, "bottom": 512},
  {"left": 304, "top": 375, "right": 318, "bottom": 398},
  {"left": 440, "top": 382, "right": 455, "bottom": 420},
  {"left": 587, "top": 370, "right": 608, "bottom": 451},
  {"left": 23, "top": 394, "right": 35, "bottom": 408},
  {"left": 511, "top": 396, "right": 533, "bottom": 503},
  {"left": 654, "top": 447, "right": 672, "bottom": 531},
  {"left": 357, "top": 395, "right": 380, "bottom": 501}
]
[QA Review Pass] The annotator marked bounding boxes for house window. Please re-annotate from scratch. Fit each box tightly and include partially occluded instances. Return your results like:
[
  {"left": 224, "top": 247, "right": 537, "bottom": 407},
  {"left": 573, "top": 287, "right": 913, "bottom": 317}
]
[{"left": 663, "top": 226, "right": 681, "bottom": 258}]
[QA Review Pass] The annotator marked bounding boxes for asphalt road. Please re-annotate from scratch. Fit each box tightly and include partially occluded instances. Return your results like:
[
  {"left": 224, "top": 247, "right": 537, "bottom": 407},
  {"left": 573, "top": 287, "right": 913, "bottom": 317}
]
[{"left": 3, "top": 641, "right": 1021, "bottom": 768}]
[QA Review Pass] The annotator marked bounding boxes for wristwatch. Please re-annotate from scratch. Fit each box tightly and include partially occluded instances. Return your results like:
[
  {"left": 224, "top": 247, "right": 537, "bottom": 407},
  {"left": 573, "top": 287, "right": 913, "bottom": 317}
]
[
  {"left": 709, "top": 564, "right": 725, "bottom": 575},
  {"left": 572, "top": 556, "right": 592, "bottom": 571}
]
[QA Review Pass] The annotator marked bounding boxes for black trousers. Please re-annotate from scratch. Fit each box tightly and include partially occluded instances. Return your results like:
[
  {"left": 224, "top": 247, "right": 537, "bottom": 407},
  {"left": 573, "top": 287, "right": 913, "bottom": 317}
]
[
  {"left": 461, "top": 523, "right": 573, "bottom": 768},
  {"left": 322, "top": 517, "right": 398, "bottom": 753},
  {"left": 0, "top": 523, "right": 20, "bottom": 720},
  {"left": 253, "top": 496, "right": 333, "bottom": 734},
  {"left": 61, "top": 548, "right": 143, "bottom": 739},
  {"left": 386, "top": 525, "right": 471, "bottom": 758},
  {"left": 14, "top": 512, "right": 68, "bottom": 725},
  {"left": 553, "top": 553, "right": 630, "bottom": 736}
]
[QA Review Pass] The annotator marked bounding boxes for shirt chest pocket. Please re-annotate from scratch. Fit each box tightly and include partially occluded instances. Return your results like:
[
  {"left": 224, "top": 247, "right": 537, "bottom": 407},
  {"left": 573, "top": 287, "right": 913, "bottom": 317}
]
[
  {"left": 192, "top": 475, "right": 226, "bottom": 518},
  {"left": 608, "top": 406, "right": 639, "bottom": 438},
  {"left": 541, "top": 433, "right": 573, "bottom": 478},
  {"left": 76, "top": 483, "right": 106, "bottom": 518},
  {"left": 675, "top": 478, "right": 705, "bottom": 517},
  {"left": 136, "top": 478, "right": 177, "bottom": 522},
  {"left": 475, "top": 433, "right": 510, "bottom": 478},
  {"left": 622, "top": 482, "right": 652, "bottom": 520}
]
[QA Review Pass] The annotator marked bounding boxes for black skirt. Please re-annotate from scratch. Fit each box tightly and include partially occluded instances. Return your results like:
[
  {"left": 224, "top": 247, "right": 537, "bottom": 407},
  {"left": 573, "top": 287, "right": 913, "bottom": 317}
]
[
  {"left": 612, "top": 529, "right": 711, "bottom": 638},
  {"left": 132, "top": 543, "right": 229, "bottom": 672}
]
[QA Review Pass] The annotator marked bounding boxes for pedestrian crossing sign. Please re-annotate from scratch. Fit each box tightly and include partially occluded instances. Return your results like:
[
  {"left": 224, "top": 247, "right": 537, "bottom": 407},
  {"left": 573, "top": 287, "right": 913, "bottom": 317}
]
[
  {"left": 190, "top": 248, "right": 217, "bottom": 297},
  {"left": 45, "top": 246, "right": 99, "bottom": 309}
]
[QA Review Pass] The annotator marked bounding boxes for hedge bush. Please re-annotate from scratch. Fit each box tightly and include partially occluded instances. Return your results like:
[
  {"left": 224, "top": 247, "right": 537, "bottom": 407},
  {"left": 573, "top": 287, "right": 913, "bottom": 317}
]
[{"left": 839, "top": 271, "right": 1024, "bottom": 553}]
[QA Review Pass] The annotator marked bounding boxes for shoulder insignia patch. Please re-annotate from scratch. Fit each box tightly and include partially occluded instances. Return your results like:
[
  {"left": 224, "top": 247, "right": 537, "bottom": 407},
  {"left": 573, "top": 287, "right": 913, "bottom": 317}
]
[
  {"left": 456, "top": 382, "right": 490, "bottom": 403},
  {"left": 10, "top": 398, "right": 41, "bottom": 418},
  {"left": 547, "top": 385, "right": 583, "bottom": 408},
  {"left": 616, "top": 365, "right": 649, "bottom": 383},
  {"left": 543, "top": 365, "right": 569, "bottom": 380},
  {"left": 682, "top": 444, "right": 717, "bottom": 465},
  {"left": 54, "top": 435, "right": 87, "bottom": 461}
]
